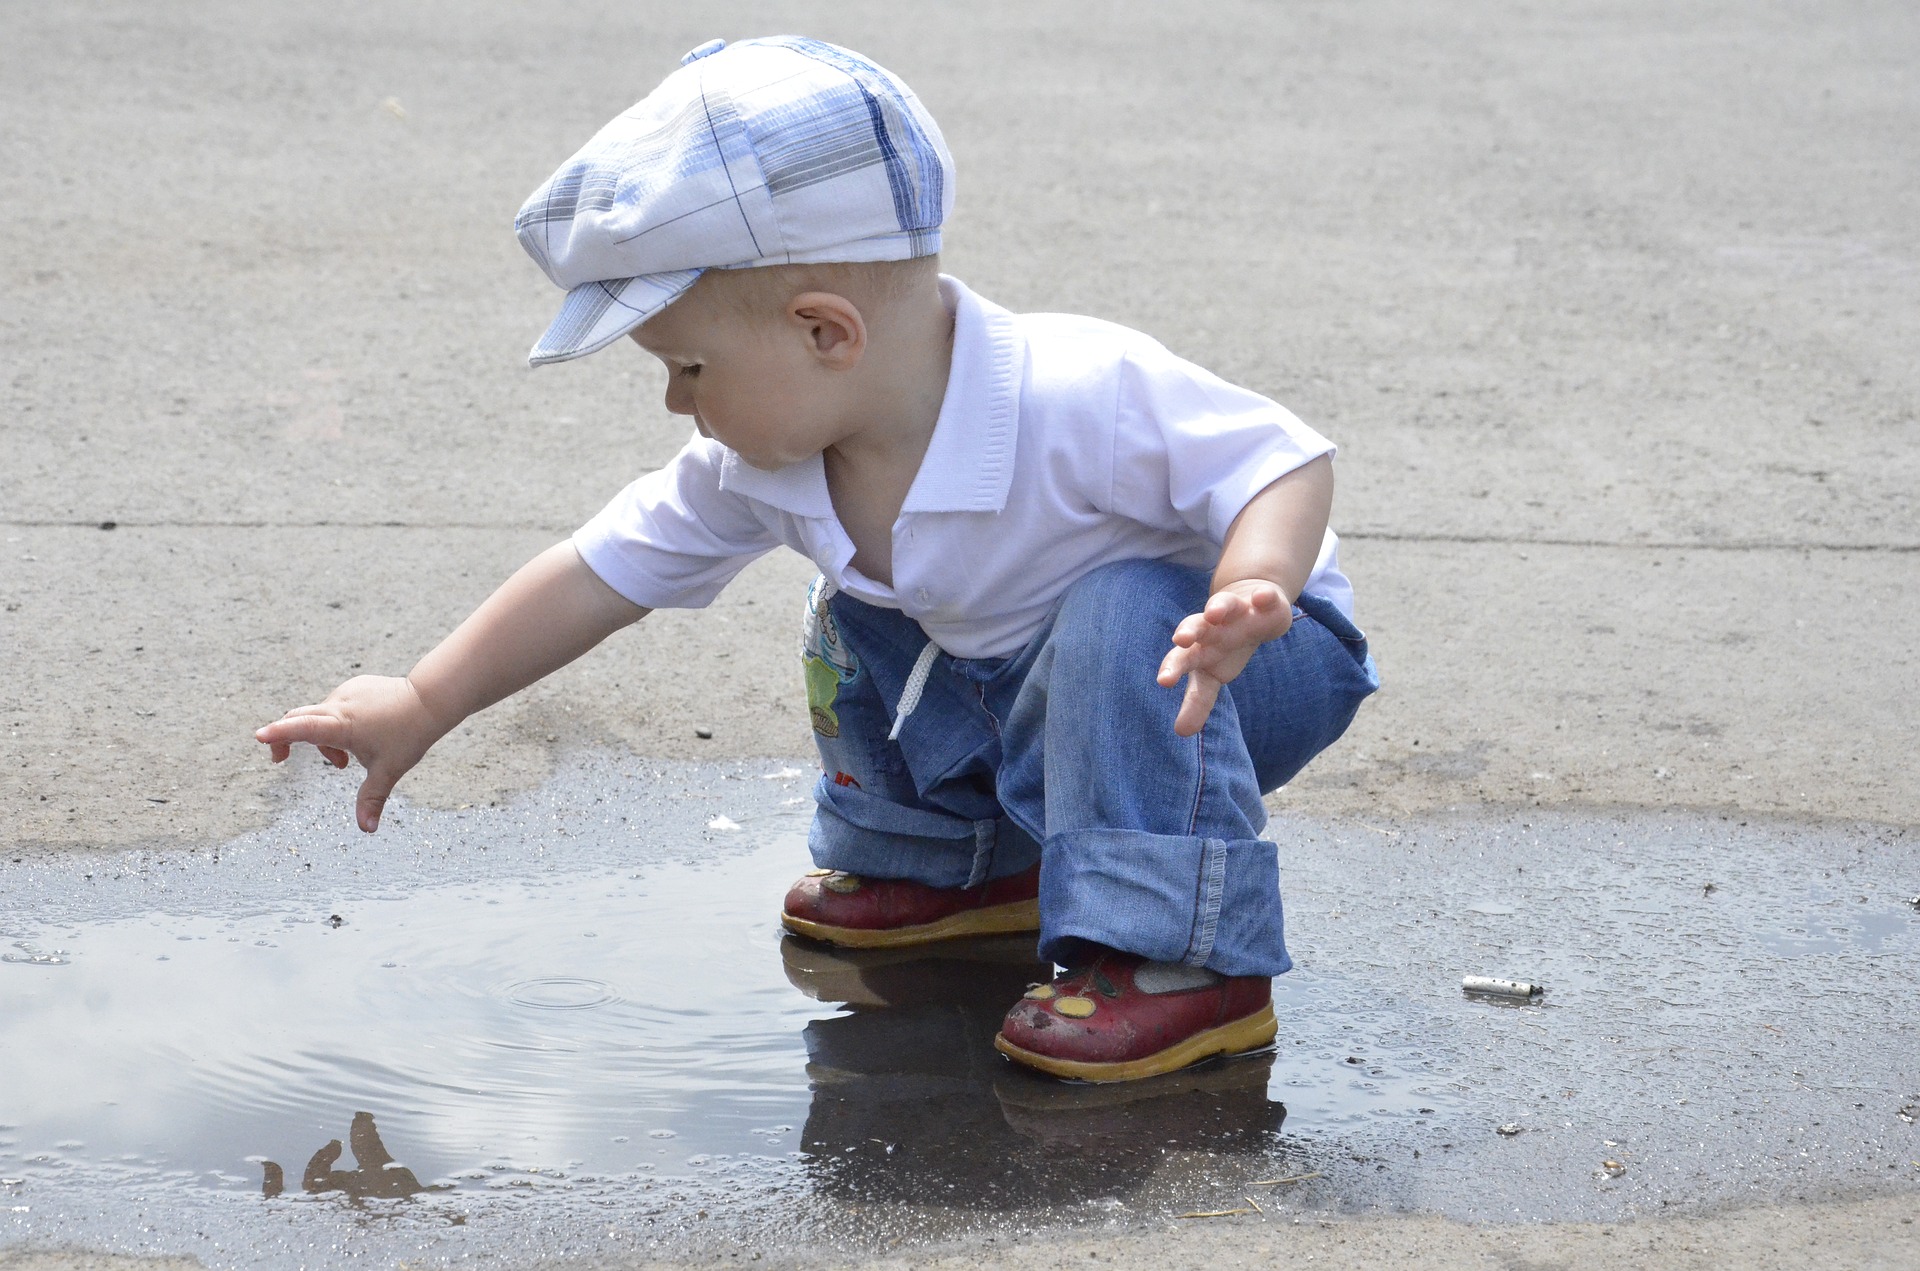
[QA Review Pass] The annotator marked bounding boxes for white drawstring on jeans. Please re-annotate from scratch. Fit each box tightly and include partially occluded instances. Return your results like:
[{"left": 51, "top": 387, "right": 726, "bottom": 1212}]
[
  {"left": 888, "top": 640, "right": 941, "bottom": 741},
  {"left": 807, "top": 575, "right": 941, "bottom": 743}
]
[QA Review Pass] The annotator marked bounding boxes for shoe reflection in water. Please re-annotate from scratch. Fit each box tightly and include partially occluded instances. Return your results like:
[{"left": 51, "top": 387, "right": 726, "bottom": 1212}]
[
  {"left": 260, "top": 1111, "right": 449, "bottom": 1200},
  {"left": 782, "top": 935, "right": 1287, "bottom": 1210}
]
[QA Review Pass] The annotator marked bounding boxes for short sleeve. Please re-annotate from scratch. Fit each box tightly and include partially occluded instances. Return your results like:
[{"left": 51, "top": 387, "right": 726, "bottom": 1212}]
[
  {"left": 571, "top": 436, "right": 782, "bottom": 609},
  {"left": 1108, "top": 344, "right": 1335, "bottom": 545}
]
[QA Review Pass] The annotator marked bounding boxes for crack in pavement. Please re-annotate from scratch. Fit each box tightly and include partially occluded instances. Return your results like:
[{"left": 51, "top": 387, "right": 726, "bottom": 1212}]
[{"left": 4, "top": 520, "right": 1917, "bottom": 553}]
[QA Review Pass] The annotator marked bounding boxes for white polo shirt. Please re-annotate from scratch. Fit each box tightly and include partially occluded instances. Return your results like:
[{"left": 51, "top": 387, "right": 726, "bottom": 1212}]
[{"left": 573, "top": 276, "right": 1354, "bottom": 660}]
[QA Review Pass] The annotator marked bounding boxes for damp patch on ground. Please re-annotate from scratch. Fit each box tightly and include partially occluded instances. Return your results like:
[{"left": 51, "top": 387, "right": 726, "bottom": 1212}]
[{"left": 1, "top": 754, "right": 1917, "bottom": 1268}]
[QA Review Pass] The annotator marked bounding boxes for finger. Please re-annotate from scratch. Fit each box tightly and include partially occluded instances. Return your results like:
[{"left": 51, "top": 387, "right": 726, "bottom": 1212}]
[
  {"left": 1174, "top": 670, "right": 1220, "bottom": 737},
  {"left": 320, "top": 746, "right": 350, "bottom": 769},
  {"left": 256, "top": 714, "right": 349, "bottom": 747},
  {"left": 1159, "top": 633, "right": 1218, "bottom": 685},
  {"left": 1168, "top": 611, "right": 1210, "bottom": 650},
  {"left": 268, "top": 741, "right": 291, "bottom": 763},
  {"left": 1247, "top": 585, "right": 1284, "bottom": 615},
  {"left": 1162, "top": 625, "right": 1243, "bottom": 685},
  {"left": 356, "top": 775, "right": 393, "bottom": 834},
  {"left": 1203, "top": 590, "right": 1246, "bottom": 627},
  {"left": 1182, "top": 599, "right": 1249, "bottom": 646}
]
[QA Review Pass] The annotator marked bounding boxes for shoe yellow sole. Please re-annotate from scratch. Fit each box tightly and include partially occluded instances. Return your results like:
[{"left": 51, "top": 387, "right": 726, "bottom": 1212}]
[
  {"left": 992, "top": 1003, "right": 1278, "bottom": 1083},
  {"left": 780, "top": 898, "right": 1041, "bottom": 949}
]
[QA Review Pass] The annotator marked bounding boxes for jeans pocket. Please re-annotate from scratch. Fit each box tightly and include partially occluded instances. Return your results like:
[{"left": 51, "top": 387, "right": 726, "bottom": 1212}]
[{"left": 1294, "top": 590, "right": 1370, "bottom": 657}]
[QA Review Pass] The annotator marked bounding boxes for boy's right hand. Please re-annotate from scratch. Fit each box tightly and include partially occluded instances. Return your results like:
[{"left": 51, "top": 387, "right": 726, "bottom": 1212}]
[
  {"left": 253, "top": 543, "right": 646, "bottom": 834},
  {"left": 255, "top": 675, "right": 450, "bottom": 834}
]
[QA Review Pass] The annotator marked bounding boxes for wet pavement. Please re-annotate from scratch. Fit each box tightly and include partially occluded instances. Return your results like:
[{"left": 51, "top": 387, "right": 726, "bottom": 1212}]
[{"left": 1, "top": 755, "right": 1916, "bottom": 1268}]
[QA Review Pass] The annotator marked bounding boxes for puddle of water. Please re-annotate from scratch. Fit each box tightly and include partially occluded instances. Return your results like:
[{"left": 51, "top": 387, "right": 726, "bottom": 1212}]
[
  {"left": 0, "top": 825, "right": 1444, "bottom": 1222},
  {"left": 1756, "top": 884, "right": 1917, "bottom": 956},
  {"left": 1, "top": 757, "right": 1917, "bottom": 1267},
  {"left": 2, "top": 834, "right": 824, "bottom": 1199},
  {"left": 0, "top": 761, "right": 1355, "bottom": 1264}
]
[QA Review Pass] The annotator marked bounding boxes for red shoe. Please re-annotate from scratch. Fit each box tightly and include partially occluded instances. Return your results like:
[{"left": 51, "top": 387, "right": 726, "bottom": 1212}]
[
  {"left": 780, "top": 864, "right": 1041, "bottom": 949},
  {"left": 994, "top": 948, "right": 1276, "bottom": 1082}
]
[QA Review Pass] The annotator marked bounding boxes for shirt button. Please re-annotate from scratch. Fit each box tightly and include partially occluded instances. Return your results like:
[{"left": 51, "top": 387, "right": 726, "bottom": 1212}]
[{"left": 915, "top": 588, "right": 932, "bottom": 606}]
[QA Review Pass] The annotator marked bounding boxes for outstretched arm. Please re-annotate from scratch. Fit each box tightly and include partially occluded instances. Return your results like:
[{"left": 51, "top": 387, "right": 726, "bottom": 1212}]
[
  {"left": 1156, "top": 453, "right": 1333, "bottom": 737},
  {"left": 256, "top": 541, "right": 647, "bottom": 831}
]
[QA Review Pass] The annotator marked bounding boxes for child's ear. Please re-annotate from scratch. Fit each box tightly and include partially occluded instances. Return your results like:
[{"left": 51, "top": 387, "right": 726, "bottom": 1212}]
[{"left": 788, "top": 292, "right": 866, "bottom": 370}]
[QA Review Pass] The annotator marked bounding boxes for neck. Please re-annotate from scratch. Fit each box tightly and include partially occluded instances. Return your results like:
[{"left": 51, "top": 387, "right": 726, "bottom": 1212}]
[{"left": 829, "top": 284, "right": 955, "bottom": 468}]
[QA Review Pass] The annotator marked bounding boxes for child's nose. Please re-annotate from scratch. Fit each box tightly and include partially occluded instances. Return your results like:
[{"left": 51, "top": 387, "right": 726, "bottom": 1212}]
[{"left": 663, "top": 377, "right": 695, "bottom": 417}]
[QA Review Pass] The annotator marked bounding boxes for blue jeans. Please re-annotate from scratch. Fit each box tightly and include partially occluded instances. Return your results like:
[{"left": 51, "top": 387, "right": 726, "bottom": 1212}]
[{"left": 803, "top": 559, "right": 1378, "bottom": 977}]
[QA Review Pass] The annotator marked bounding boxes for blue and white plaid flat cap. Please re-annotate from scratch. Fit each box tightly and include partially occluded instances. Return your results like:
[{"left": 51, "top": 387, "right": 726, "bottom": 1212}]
[{"left": 516, "top": 36, "right": 954, "bottom": 366}]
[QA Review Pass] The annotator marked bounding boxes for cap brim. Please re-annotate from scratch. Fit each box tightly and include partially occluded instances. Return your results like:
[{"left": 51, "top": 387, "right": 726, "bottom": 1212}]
[{"left": 528, "top": 269, "right": 703, "bottom": 367}]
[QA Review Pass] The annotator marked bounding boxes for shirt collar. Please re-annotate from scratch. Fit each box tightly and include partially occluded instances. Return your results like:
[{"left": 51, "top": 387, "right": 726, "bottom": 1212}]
[
  {"left": 716, "top": 447, "right": 833, "bottom": 516},
  {"left": 715, "top": 275, "right": 1024, "bottom": 518},
  {"left": 902, "top": 276, "right": 1022, "bottom": 513}
]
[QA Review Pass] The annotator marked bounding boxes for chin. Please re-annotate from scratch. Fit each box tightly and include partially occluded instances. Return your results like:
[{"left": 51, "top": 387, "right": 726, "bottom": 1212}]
[{"left": 738, "top": 450, "right": 805, "bottom": 472}]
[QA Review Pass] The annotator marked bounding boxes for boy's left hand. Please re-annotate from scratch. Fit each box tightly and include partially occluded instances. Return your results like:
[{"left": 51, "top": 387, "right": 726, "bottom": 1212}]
[{"left": 1157, "top": 579, "right": 1294, "bottom": 737}]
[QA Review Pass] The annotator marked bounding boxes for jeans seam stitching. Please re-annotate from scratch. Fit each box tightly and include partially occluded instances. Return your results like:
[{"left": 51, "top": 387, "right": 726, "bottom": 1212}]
[
  {"left": 976, "top": 681, "right": 1001, "bottom": 738},
  {"left": 1184, "top": 849, "right": 1206, "bottom": 962},
  {"left": 1186, "top": 838, "right": 1226, "bottom": 966},
  {"left": 1185, "top": 724, "right": 1206, "bottom": 837},
  {"left": 1180, "top": 725, "right": 1207, "bottom": 961},
  {"left": 966, "top": 820, "right": 994, "bottom": 889}
]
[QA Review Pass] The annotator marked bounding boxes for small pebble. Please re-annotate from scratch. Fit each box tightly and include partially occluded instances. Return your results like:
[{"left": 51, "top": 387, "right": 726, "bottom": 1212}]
[
  {"left": 694, "top": 727, "right": 713, "bottom": 739},
  {"left": 1496, "top": 1123, "right": 1522, "bottom": 1136}
]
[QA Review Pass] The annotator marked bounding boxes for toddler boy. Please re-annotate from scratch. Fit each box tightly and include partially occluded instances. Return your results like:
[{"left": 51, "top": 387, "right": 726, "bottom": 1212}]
[{"left": 257, "top": 36, "right": 1377, "bottom": 1083}]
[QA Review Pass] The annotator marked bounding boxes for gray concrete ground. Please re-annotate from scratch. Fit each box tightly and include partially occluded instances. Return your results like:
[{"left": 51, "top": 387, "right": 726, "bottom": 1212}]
[{"left": 3, "top": 0, "right": 1916, "bottom": 1266}]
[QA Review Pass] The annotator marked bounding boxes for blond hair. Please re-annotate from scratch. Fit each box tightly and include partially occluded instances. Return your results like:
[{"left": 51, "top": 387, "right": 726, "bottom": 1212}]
[{"left": 700, "top": 256, "right": 942, "bottom": 324}]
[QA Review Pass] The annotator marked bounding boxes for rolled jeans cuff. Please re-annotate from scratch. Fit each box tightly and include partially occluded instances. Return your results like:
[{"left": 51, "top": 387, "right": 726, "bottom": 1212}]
[
  {"left": 1038, "top": 829, "right": 1291, "bottom": 978},
  {"left": 808, "top": 776, "right": 1043, "bottom": 889}
]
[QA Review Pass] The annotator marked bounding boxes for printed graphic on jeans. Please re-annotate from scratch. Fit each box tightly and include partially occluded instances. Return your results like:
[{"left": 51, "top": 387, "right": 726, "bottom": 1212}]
[{"left": 802, "top": 576, "right": 857, "bottom": 737}]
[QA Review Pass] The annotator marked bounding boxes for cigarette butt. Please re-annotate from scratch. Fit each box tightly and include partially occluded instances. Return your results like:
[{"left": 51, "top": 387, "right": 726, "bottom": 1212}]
[{"left": 1463, "top": 975, "right": 1544, "bottom": 998}]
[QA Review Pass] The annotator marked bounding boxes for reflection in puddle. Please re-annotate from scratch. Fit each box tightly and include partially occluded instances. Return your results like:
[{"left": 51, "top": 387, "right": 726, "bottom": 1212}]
[
  {"left": 0, "top": 827, "right": 1334, "bottom": 1229},
  {"left": 261, "top": 1112, "right": 450, "bottom": 1201},
  {"left": 1, "top": 762, "right": 1917, "bottom": 1267},
  {"left": 5, "top": 835, "right": 824, "bottom": 1203},
  {"left": 783, "top": 937, "right": 1289, "bottom": 1209}
]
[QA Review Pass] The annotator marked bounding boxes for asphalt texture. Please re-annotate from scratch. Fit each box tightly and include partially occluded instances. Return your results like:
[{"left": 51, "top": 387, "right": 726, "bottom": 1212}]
[{"left": 3, "top": 0, "right": 1918, "bottom": 1267}]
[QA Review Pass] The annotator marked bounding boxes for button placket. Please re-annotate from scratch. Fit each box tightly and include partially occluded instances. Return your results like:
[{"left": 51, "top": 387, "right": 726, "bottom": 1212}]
[{"left": 895, "top": 518, "right": 930, "bottom": 609}]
